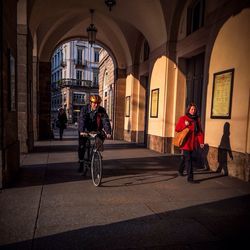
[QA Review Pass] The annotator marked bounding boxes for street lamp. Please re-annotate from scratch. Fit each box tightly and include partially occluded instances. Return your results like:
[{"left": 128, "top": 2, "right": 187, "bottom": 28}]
[
  {"left": 105, "top": 0, "right": 116, "bottom": 11},
  {"left": 86, "top": 9, "right": 97, "bottom": 46}
]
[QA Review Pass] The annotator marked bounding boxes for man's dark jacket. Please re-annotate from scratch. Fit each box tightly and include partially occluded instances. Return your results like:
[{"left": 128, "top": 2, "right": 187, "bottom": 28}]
[{"left": 78, "top": 104, "right": 111, "bottom": 134}]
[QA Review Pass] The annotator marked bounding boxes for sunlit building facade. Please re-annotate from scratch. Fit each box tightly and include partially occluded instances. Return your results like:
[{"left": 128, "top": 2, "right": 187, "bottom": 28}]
[
  {"left": 98, "top": 48, "right": 115, "bottom": 126},
  {"left": 51, "top": 40, "right": 100, "bottom": 124}
]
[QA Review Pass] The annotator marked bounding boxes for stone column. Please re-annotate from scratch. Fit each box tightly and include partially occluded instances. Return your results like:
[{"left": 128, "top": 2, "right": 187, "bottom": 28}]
[
  {"left": 0, "top": 0, "right": 3, "bottom": 188},
  {"left": 38, "top": 62, "right": 53, "bottom": 139},
  {"left": 1, "top": 0, "right": 20, "bottom": 187},
  {"left": 26, "top": 33, "right": 34, "bottom": 151},
  {"left": 17, "top": 24, "right": 28, "bottom": 152},
  {"left": 16, "top": 22, "right": 34, "bottom": 153},
  {"left": 113, "top": 68, "right": 126, "bottom": 140},
  {"left": 33, "top": 56, "right": 38, "bottom": 140}
]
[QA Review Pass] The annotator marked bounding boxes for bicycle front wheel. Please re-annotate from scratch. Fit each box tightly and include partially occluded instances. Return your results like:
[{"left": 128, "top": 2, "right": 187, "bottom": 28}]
[{"left": 91, "top": 151, "right": 102, "bottom": 186}]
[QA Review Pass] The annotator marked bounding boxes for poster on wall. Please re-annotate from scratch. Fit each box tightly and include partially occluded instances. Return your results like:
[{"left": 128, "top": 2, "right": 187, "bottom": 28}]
[
  {"left": 8, "top": 49, "right": 16, "bottom": 111},
  {"left": 150, "top": 88, "right": 159, "bottom": 118},
  {"left": 211, "top": 69, "right": 234, "bottom": 119}
]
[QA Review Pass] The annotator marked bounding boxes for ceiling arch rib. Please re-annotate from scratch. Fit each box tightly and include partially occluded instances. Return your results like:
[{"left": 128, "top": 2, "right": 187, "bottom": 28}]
[
  {"left": 109, "top": 0, "right": 167, "bottom": 50},
  {"left": 38, "top": 11, "right": 86, "bottom": 59},
  {"left": 29, "top": 0, "right": 101, "bottom": 35},
  {"left": 30, "top": 0, "right": 167, "bottom": 49},
  {"left": 59, "top": 12, "right": 134, "bottom": 68},
  {"left": 38, "top": 11, "right": 134, "bottom": 68}
]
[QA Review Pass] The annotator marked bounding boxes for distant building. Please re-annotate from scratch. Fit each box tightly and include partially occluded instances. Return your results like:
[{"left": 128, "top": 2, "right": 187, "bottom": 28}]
[
  {"left": 98, "top": 48, "right": 115, "bottom": 124},
  {"left": 51, "top": 40, "right": 101, "bottom": 124}
]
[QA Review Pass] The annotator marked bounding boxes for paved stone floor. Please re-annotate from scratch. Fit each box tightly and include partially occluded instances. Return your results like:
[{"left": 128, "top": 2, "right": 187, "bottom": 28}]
[{"left": 0, "top": 127, "right": 250, "bottom": 249}]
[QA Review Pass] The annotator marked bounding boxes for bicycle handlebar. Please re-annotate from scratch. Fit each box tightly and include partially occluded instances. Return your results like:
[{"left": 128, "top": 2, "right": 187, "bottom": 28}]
[{"left": 80, "top": 131, "right": 101, "bottom": 138}]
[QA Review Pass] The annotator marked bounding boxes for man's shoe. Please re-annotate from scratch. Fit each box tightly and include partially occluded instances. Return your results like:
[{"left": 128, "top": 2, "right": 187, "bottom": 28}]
[{"left": 188, "top": 179, "right": 199, "bottom": 184}]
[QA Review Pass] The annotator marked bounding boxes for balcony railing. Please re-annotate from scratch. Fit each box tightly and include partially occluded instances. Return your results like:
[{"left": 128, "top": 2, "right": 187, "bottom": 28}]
[
  {"left": 75, "top": 59, "right": 87, "bottom": 68},
  {"left": 72, "top": 100, "right": 86, "bottom": 105},
  {"left": 51, "top": 79, "right": 98, "bottom": 91}
]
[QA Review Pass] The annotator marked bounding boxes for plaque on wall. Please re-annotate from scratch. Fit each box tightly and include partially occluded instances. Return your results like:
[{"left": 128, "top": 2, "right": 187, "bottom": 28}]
[{"left": 211, "top": 69, "right": 234, "bottom": 119}]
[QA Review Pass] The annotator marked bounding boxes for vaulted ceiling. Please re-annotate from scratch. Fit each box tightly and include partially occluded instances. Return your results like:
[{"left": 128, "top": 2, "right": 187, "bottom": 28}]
[{"left": 28, "top": 0, "right": 171, "bottom": 68}]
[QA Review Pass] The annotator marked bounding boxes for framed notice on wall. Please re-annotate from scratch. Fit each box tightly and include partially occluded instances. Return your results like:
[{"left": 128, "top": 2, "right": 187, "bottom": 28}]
[
  {"left": 211, "top": 69, "right": 234, "bottom": 119},
  {"left": 150, "top": 88, "right": 159, "bottom": 118},
  {"left": 125, "top": 96, "right": 130, "bottom": 117},
  {"left": 8, "top": 49, "right": 16, "bottom": 111}
]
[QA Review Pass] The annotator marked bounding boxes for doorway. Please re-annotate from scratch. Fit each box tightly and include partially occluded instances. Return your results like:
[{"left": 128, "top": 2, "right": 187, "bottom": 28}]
[{"left": 186, "top": 52, "right": 204, "bottom": 114}]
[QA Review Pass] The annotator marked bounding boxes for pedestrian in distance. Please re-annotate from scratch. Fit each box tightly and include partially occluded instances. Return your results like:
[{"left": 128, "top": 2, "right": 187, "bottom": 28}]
[
  {"left": 175, "top": 102, "right": 204, "bottom": 183},
  {"left": 57, "top": 107, "right": 68, "bottom": 140}
]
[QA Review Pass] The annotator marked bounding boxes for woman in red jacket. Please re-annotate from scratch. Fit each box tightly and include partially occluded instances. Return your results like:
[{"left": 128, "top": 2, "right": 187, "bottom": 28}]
[{"left": 175, "top": 103, "right": 204, "bottom": 183}]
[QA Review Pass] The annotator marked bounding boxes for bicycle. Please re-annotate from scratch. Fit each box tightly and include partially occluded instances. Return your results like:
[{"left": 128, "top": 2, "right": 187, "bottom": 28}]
[{"left": 79, "top": 131, "right": 103, "bottom": 187}]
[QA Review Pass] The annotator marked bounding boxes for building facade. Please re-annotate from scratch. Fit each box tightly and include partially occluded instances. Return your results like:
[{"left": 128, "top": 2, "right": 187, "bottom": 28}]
[
  {"left": 51, "top": 40, "right": 100, "bottom": 124},
  {"left": 98, "top": 48, "right": 115, "bottom": 128}
]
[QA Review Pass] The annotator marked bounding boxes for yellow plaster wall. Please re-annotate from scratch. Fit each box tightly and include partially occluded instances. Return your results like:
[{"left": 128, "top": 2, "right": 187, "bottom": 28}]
[
  {"left": 132, "top": 77, "right": 140, "bottom": 132},
  {"left": 205, "top": 9, "right": 250, "bottom": 153},
  {"left": 148, "top": 56, "right": 167, "bottom": 136},
  {"left": 165, "top": 59, "right": 178, "bottom": 137}
]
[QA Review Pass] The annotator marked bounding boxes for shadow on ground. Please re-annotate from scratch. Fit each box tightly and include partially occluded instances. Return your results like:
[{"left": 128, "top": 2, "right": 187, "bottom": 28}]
[
  {"left": 13, "top": 155, "right": 180, "bottom": 188},
  {"left": 1, "top": 194, "right": 249, "bottom": 250},
  {"left": 33, "top": 141, "right": 146, "bottom": 153},
  {"left": 14, "top": 154, "right": 226, "bottom": 189}
]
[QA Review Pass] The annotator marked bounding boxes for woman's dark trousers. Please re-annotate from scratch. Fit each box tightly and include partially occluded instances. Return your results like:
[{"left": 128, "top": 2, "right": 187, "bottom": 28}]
[{"left": 179, "top": 150, "right": 194, "bottom": 181}]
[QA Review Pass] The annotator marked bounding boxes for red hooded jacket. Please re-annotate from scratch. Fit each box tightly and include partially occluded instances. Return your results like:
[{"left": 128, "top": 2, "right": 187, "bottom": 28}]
[{"left": 175, "top": 115, "right": 204, "bottom": 151}]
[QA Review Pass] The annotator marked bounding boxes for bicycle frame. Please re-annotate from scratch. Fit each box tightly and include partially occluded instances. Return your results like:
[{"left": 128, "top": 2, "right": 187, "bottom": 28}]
[{"left": 82, "top": 132, "right": 103, "bottom": 186}]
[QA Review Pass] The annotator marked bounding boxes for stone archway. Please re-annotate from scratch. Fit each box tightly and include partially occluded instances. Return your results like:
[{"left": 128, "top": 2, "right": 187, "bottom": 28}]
[{"left": 37, "top": 37, "right": 126, "bottom": 140}]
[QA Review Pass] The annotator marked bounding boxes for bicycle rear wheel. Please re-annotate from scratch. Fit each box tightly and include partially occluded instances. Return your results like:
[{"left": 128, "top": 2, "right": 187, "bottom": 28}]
[{"left": 91, "top": 150, "right": 102, "bottom": 186}]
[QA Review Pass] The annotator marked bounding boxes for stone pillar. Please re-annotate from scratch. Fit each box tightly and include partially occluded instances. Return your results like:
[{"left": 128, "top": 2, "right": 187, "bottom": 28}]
[
  {"left": 33, "top": 56, "right": 38, "bottom": 140},
  {"left": 0, "top": 0, "right": 3, "bottom": 188},
  {"left": 17, "top": 24, "right": 28, "bottom": 152},
  {"left": 1, "top": 0, "right": 20, "bottom": 187},
  {"left": 137, "top": 75, "right": 148, "bottom": 144},
  {"left": 27, "top": 33, "right": 34, "bottom": 151},
  {"left": 17, "top": 0, "right": 34, "bottom": 153},
  {"left": 38, "top": 62, "right": 52, "bottom": 139},
  {"left": 113, "top": 68, "right": 126, "bottom": 140}
]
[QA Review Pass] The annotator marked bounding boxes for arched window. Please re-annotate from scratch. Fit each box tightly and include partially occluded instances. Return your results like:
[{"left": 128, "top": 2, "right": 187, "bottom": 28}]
[
  {"left": 104, "top": 69, "right": 108, "bottom": 87},
  {"left": 187, "top": 0, "right": 205, "bottom": 35}
]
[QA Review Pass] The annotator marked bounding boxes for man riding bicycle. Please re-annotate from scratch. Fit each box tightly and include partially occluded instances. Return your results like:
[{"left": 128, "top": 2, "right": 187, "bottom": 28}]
[{"left": 78, "top": 94, "right": 112, "bottom": 173}]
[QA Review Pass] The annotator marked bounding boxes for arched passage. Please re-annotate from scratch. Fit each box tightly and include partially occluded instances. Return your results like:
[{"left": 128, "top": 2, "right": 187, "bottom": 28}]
[
  {"left": 31, "top": 0, "right": 168, "bottom": 142},
  {"left": 37, "top": 35, "right": 127, "bottom": 140}
]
